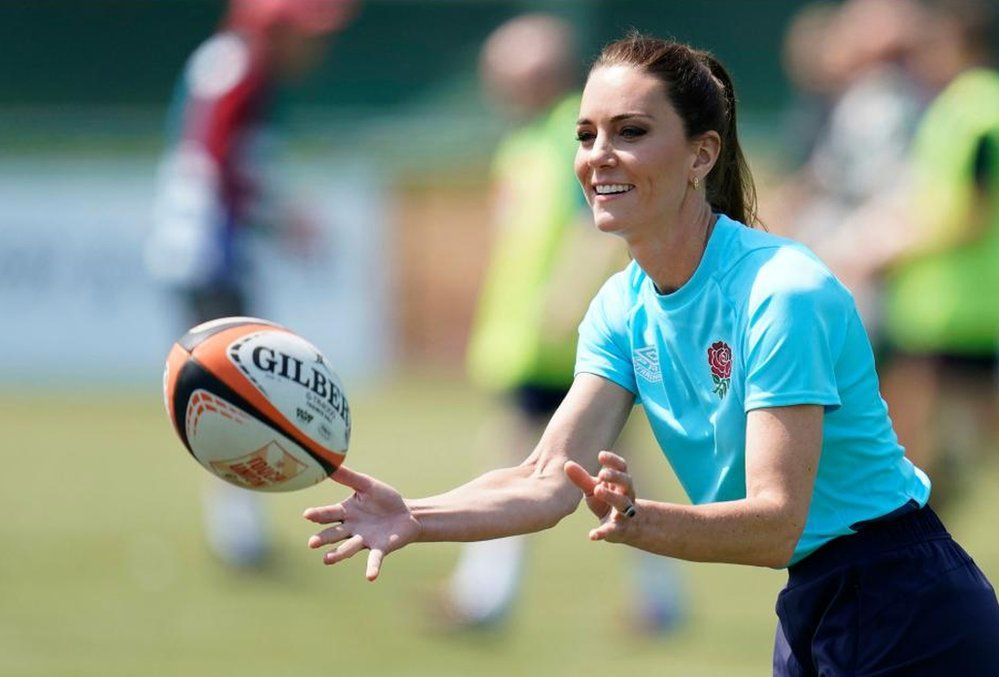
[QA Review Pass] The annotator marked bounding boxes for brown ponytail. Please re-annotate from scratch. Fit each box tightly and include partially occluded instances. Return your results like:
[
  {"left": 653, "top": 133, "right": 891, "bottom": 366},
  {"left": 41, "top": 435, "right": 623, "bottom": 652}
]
[
  {"left": 699, "top": 53, "right": 758, "bottom": 227},
  {"left": 593, "top": 34, "right": 759, "bottom": 227}
]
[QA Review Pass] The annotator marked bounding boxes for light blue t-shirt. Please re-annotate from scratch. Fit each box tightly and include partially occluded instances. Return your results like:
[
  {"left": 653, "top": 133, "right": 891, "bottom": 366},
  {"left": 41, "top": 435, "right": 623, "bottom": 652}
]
[{"left": 576, "top": 214, "right": 931, "bottom": 566}]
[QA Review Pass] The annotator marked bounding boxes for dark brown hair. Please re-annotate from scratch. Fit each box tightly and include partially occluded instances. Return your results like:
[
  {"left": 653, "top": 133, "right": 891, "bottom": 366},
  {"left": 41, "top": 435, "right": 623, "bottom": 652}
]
[{"left": 593, "top": 33, "right": 759, "bottom": 226}]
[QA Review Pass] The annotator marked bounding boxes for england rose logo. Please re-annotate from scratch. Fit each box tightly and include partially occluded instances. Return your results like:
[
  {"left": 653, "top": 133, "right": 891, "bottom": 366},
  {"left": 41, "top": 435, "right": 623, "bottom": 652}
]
[{"left": 707, "top": 340, "right": 732, "bottom": 399}]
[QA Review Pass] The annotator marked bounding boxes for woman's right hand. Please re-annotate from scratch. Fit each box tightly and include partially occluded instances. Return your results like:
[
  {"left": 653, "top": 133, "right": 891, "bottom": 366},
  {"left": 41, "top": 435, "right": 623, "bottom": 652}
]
[
  {"left": 303, "top": 466, "right": 422, "bottom": 582},
  {"left": 564, "top": 450, "right": 639, "bottom": 543}
]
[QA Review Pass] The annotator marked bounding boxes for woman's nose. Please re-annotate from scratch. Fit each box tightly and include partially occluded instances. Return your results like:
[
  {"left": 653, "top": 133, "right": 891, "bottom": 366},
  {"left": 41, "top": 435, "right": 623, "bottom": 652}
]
[{"left": 588, "top": 135, "right": 617, "bottom": 168}]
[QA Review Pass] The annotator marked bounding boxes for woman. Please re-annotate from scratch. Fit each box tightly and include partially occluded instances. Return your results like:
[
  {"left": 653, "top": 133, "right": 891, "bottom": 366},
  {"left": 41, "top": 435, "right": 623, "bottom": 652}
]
[{"left": 304, "top": 35, "right": 999, "bottom": 674}]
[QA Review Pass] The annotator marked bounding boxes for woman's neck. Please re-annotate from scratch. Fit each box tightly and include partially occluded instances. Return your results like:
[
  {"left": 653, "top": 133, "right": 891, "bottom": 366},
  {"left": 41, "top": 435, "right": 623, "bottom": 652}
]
[{"left": 628, "top": 199, "right": 717, "bottom": 295}]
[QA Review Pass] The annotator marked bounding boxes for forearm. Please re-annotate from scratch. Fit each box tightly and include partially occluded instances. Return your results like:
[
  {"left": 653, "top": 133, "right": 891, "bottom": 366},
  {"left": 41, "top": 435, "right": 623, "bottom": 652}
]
[
  {"left": 407, "top": 459, "right": 581, "bottom": 543},
  {"left": 410, "top": 375, "right": 633, "bottom": 543},
  {"left": 618, "top": 497, "right": 802, "bottom": 568}
]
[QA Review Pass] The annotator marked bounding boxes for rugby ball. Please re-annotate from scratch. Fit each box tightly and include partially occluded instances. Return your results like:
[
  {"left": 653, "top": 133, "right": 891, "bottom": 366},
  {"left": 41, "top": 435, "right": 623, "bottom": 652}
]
[{"left": 162, "top": 317, "right": 350, "bottom": 492}]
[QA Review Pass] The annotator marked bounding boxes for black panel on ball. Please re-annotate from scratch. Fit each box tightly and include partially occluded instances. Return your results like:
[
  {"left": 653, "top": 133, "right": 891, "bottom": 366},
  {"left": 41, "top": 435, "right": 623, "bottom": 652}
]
[{"left": 170, "top": 357, "right": 337, "bottom": 475}]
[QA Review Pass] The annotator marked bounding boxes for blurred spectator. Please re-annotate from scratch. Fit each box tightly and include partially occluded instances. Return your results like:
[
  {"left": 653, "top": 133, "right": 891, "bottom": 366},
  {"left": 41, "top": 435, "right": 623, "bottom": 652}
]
[
  {"left": 768, "top": 0, "right": 930, "bottom": 335},
  {"left": 438, "top": 14, "right": 685, "bottom": 633},
  {"left": 779, "top": 2, "right": 843, "bottom": 170},
  {"left": 875, "top": 0, "right": 999, "bottom": 506},
  {"left": 145, "top": 0, "right": 357, "bottom": 568}
]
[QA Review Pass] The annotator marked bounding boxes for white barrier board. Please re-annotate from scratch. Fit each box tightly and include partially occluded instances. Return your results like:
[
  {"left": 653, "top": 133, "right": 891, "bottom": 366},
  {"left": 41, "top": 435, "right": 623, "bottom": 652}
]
[{"left": 0, "top": 156, "right": 392, "bottom": 385}]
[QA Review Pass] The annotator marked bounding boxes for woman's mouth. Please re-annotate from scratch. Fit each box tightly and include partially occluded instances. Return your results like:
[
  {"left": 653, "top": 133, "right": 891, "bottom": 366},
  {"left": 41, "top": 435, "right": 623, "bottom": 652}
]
[{"left": 593, "top": 183, "right": 634, "bottom": 201}]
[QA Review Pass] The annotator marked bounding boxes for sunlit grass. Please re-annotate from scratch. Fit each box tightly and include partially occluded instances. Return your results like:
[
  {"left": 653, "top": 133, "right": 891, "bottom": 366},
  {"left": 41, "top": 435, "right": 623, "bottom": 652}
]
[{"left": 1, "top": 376, "right": 995, "bottom": 676}]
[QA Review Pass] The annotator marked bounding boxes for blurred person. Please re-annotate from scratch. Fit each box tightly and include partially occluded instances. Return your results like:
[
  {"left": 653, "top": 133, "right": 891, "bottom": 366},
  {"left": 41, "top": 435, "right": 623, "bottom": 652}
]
[
  {"left": 145, "top": 0, "right": 357, "bottom": 568},
  {"left": 778, "top": 2, "right": 843, "bottom": 171},
  {"left": 441, "top": 14, "right": 686, "bottom": 633},
  {"left": 304, "top": 34, "right": 999, "bottom": 675},
  {"left": 767, "top": 0, "right": 929, "bottom": 331},
  {"left": 851, "top": 0, "right": 999, "bottom": 507}
]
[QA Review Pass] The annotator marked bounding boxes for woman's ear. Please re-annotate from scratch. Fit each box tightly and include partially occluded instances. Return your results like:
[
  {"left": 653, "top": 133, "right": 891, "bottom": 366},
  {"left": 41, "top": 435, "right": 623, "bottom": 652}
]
[{"left": 690, "top": 130, "right": 722, "bottom": 182}]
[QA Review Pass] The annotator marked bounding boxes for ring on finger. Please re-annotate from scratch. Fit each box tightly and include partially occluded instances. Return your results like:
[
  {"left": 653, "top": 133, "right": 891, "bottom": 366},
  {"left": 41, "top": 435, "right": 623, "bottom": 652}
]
[{"left": 622, "top": 501, "right": 637, "bottom": 518}]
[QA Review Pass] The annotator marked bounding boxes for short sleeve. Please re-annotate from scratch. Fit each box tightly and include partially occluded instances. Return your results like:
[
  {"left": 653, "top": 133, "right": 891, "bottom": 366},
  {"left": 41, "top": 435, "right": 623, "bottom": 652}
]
[
  {"left": 743, "top": 250, "right": 848, "bottom": 412},
  {"left": 575, "top": 273, "right": 639, "bottom": 396}
]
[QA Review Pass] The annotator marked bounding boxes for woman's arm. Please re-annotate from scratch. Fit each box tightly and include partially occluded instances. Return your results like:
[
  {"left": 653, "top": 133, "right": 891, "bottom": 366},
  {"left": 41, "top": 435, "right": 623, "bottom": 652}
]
[
  {"left": 568, "top": 404, "right": 822, "bottom": 568},
  {"left": 304, "top": 373, "right": 635, "bottom": 579},
  {"left": 408, "top": 373, "right": 634, "bottom": 540}
]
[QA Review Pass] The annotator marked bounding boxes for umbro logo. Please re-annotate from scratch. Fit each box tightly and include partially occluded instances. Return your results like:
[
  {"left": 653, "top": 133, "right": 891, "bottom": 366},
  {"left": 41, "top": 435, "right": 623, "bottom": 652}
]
[{"left": 634, "top": 346, "right": 662, "bottom": 383}]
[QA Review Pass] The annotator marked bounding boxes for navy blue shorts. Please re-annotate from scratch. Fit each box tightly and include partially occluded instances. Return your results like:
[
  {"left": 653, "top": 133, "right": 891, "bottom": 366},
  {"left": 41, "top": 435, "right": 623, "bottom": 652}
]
[
  {"left": 773, "top": 505, "right": 999, "bottom": 676},
  {"left": 510, "top": 384, "right": 570, "bottom": 419},
  {"left": 182, "top": 285, "right": 248, "bottom": 326}
]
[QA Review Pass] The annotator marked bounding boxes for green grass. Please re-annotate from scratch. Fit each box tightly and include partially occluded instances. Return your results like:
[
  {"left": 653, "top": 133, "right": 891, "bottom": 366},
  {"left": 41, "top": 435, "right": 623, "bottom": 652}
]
[{"left": 2, "top": 376, "right": 997, "bottom": 676}]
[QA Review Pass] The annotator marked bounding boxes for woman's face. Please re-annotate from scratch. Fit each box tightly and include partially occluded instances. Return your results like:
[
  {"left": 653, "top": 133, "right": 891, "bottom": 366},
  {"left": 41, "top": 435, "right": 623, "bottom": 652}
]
[{"left": 574, "top": 65, "right": 701, "bottom": 237}]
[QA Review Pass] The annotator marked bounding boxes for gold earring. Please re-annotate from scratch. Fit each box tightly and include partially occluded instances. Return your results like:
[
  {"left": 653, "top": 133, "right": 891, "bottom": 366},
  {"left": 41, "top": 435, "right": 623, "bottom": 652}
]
[{"left": 692, "top": 176, "right": 700, "bottom": 190}]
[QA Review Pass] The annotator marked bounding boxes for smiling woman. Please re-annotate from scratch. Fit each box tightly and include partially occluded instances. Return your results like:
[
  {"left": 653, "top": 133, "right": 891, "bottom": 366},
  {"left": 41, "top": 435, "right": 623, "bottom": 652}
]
[
  {"left": 573, "top": 37, "right": 755, "bottom": 294},
  {"left": 300, "top": 33, "right": 999, "bottom": 676}
]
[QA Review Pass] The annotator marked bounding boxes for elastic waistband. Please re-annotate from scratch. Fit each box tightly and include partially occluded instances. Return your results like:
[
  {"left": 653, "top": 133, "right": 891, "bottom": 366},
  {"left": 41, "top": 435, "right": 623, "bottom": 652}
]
[{"left": 789, "top": 504, "right": 949, "bottom": 584}]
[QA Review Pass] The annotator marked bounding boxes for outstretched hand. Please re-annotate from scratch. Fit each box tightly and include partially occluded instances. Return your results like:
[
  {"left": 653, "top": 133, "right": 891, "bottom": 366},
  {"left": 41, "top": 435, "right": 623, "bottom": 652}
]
[
  {"left": 564, "top": 450, "right": 637, "bottom": 543},
  {"left": 303, "top": 466, "right": 421, "bottom": 581}
]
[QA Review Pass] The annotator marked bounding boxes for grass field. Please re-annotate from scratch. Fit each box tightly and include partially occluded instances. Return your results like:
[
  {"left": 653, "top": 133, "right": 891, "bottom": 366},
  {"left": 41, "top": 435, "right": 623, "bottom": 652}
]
[{"left": 2, "top": 375, "right": 997, "bottom": 676}]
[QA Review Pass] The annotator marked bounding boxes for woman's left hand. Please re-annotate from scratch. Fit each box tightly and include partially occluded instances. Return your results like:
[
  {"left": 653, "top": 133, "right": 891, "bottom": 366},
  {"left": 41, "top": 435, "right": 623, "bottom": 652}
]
[{"left": 565, "top": 450, "right": 638, "bottom": 543}]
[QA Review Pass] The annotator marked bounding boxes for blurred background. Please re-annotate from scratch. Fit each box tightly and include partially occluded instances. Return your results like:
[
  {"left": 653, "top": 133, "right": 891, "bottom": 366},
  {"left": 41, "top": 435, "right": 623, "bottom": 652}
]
[{"left": 1, "top": 0, "right": 996, "bottom": 675}]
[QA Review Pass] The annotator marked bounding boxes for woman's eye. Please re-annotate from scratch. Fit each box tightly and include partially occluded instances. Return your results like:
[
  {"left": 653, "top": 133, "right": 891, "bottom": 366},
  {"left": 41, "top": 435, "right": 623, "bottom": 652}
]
[
  {"left": 576, "top": 130, "right": 595, "bottom": 143},
  {"left": 620, "top": 127, "right": 647, "bottom": 139}
]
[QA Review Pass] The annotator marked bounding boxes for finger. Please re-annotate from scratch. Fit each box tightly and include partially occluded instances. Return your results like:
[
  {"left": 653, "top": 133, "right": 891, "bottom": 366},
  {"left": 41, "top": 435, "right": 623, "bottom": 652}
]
[
  {"left": 589, "top": 521, "right": 619, "bottom": 541},
  {"left": 597, "top": 450, "right": 629, "bottom": 472},
  {"left": 365, "top": 548, "right": 384, "bottom": 582},
  {"left": 303, "top": 503, "right": 346, "bottom": 524},
  {"left": 584, "top": 494, "right": 610, "bottom": 519},
  {"left": 594, "top": 483, "right": 634, "bottom": 513},
  {"left": 308, "top": 524, "right": 351, "bottom": 549},
  {"left": 597, "top": 467, "right": 634, "bottom": 494},
  {"left": 323, "top": 534, "right": 365, "bottom": 565},
  {"left": 564, "top": 461, "right": 598, "bottom": 496},
  {"left": 330, "top": 466, "right": 374, "bottom": 493}
]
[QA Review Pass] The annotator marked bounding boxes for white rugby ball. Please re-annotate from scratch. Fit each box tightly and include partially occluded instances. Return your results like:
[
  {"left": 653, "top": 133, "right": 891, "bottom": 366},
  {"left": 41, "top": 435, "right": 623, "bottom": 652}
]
[{"left": 162, "top": 317, "right": 350, "bottom": 492}]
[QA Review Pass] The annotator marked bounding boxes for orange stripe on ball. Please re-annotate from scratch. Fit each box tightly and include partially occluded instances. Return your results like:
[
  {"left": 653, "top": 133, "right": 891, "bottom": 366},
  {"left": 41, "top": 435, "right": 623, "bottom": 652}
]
[
  {"left": 164, "top": 343, "right": 192, "bottom": 436},
  {"left": 190, "top": 324, "right": 346, "bottom": 470}
]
